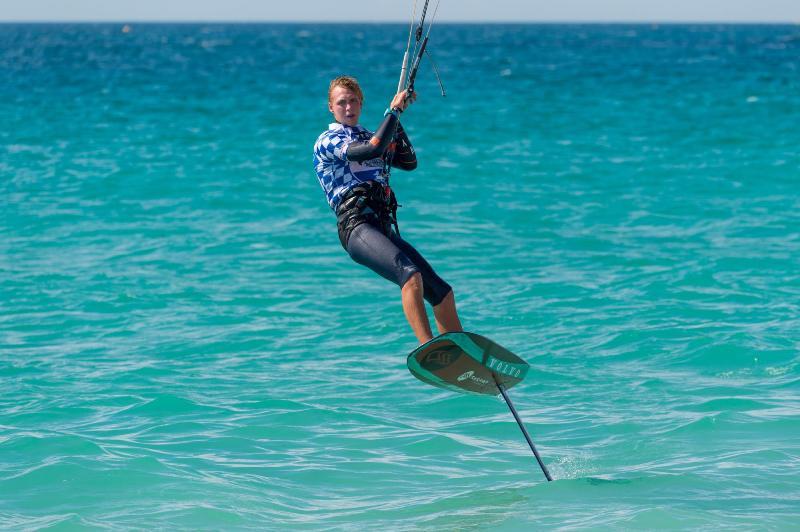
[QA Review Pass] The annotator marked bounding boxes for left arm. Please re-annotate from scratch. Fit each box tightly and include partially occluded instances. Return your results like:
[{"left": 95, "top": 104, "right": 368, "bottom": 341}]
[{"left": 389, "top": 121, "right": 417, "bottom": 171}]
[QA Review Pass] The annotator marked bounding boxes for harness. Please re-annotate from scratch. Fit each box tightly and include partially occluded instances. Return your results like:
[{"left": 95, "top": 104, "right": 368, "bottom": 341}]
[{"left": 335, "top": 181, "right": 400, "bottom": 248}]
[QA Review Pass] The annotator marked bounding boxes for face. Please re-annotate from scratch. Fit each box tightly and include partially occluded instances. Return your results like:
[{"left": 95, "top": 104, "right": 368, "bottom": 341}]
[{"left": 328, "top": 86, "right": 362, "bottom": 127}]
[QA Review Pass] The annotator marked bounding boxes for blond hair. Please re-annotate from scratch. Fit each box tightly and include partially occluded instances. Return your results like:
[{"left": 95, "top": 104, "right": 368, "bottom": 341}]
[{"left": 328, "top": 76, "right": 364, "bottom": 104}]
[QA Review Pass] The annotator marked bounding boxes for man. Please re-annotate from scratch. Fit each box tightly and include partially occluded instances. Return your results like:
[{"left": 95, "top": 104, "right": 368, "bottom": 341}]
[{"left": 313, "top": 76, "right": 462, "bottom": 344}]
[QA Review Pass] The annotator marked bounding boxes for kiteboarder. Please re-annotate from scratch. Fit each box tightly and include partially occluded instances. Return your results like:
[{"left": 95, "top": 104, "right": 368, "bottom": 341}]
[{"left": 313, "top": 76, "right": 462, "bottom": 344}]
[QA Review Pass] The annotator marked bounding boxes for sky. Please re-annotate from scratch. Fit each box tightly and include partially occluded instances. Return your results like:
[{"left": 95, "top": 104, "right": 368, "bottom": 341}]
[{"left": 1, "top": 0, "right": 799, "bottom": 23}]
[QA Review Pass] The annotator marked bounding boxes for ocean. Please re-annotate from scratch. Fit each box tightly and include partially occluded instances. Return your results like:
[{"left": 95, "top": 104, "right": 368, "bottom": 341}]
[{"left": 2, "top": 22, "right": 799, "bottom": 529}]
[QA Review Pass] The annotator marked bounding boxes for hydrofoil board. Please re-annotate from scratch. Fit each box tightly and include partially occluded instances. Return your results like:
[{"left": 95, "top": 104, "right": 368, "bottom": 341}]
[{"left": 407, "top": 332, "right": 529, "bottom": 395}]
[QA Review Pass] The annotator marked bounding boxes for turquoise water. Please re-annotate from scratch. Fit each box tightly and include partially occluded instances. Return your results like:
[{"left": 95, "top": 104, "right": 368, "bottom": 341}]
[{"left": 2, "top": 23, "right": 800, "bottom": 529}]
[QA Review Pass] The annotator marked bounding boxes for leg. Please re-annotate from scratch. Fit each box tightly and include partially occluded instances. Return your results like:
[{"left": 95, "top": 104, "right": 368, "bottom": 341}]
[
  {"left": 433, "top": 290, "right": 463, "bottom": 335},
  {"left": 389, "top": 232, "right": 465, "bottom": 335},
  {"left": 345, "top": 224, "right": 433, "bottom": 342},
  {"left": 401, "top": 272, "right": 433, "bottom": 344}
]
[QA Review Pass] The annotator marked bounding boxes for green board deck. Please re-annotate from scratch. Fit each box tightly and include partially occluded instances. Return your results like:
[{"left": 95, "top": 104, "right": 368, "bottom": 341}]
[{"left": 407, "top": 332, "right": 529, "bottom": 395}]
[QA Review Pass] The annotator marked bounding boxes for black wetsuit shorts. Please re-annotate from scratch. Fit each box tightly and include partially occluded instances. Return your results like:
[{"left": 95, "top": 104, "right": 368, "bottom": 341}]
[{"left": 336, "top": 184, "right": 452, "bottom": 306}]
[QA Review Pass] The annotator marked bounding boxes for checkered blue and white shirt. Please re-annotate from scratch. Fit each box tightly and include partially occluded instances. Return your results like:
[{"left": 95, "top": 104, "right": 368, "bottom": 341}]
[{"left": 313, "top": 122, "right": 388, "bottom": 210}]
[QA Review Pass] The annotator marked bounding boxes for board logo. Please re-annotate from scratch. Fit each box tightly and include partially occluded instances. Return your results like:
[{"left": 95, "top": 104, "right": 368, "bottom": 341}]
[
  {"left": 486, "top": 356, "right": 523, "bottom": 378},
  {"left": 421, "top": 345, "right": 461, "bottom": 371},
  {"left": 457, "top": 370, "right": 490, "bottom": 386}
]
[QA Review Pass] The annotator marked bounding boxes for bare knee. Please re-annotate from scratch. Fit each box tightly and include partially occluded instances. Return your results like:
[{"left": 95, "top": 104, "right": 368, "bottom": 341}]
[
  {"left": 433, "top": 289, "right": 454, "bottom": 309},
  {"left": 432, "top": 288, "right": 462, "bottom": 333},
  {"left": 402, "top": 272, "right": 423, "bottom": 293}
]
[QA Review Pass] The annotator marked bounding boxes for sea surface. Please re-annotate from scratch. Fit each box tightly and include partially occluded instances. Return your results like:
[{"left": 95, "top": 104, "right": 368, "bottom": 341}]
[{"left": 2, "top": 22, "right": 799, "bottom": 530}]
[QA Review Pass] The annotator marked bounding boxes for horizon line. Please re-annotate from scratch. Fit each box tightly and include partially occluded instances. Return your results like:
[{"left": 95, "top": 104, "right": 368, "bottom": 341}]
[{"left": 1, "top": 20, "right": 799, "bottom": 25}]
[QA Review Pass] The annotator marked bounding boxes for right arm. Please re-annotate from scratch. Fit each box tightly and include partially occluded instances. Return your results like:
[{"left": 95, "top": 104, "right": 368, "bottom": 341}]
[
  {"left": 345, "top": 112, "right": 400, "bottom": 162},
  {"left": 345, "top": 89, "right": 417, "bottom": 163}
]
